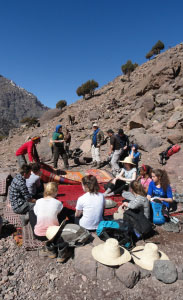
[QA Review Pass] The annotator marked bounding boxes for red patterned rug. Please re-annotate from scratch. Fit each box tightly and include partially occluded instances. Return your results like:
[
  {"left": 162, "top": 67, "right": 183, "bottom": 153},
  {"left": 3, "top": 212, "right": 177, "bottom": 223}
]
[{"left": 57, "top": 184, "right": 123, "bottom": 216}]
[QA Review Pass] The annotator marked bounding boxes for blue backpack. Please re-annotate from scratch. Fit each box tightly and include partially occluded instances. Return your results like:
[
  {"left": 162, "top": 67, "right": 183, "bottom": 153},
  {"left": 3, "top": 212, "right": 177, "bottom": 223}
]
[
  {"left": 150, "top": 201, "right": 165, "bottom": 225},
  {"left": 96, "top": 220, "right": 133, "bottom": 249}
]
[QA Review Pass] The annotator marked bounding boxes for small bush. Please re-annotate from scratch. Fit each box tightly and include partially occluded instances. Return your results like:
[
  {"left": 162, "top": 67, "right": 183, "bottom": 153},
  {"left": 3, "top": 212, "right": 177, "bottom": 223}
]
[
  {"left": 76, "top": 80, "right": 99, "bottom": 99},
  {"left": 20, "top": 117, "right": 39, "bottom": 128},
  {"left": 56, "top": 100, "right": 67, "bottom": 109}
]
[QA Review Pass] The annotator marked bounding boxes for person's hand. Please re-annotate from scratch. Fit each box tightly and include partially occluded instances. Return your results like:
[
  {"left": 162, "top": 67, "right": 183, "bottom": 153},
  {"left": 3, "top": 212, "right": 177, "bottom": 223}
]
[
  {"left": 123, "top": 146, "right": 127, "bottom": 150},
  {"left": 121, "top": 202, "right": 128, "bottom": 209}
]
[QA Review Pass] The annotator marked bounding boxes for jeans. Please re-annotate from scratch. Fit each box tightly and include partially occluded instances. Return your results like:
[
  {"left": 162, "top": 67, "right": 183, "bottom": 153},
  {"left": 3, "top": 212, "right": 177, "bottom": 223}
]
[{"left": 53, "top": 145, "right": 69, "bottom": 169}]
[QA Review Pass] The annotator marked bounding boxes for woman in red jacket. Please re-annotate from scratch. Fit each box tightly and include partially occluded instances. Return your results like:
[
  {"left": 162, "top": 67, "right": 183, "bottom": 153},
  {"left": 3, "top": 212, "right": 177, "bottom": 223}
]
[{"left": 16, "top": 136, "right": 40, "bottom": 167}]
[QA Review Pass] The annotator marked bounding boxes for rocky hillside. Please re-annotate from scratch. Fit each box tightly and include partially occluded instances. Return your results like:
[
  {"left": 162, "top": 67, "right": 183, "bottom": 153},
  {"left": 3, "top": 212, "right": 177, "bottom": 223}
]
[
  {"left": 0, "top": 75, "right": 48, "bottom": 135},
  {"left": 0, "top": 43, "right": 183, "bottom": 189}
]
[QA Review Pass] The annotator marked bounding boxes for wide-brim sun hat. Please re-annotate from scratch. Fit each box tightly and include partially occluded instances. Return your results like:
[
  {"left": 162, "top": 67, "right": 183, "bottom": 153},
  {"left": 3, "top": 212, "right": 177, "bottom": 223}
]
[
  {"left": 120, "top": 156, "right": 135, "bottom": 165},
  {"left": 92, "top": 238, "right": 131, "bottom": 266},
  {"left": 131, "top": 243, "right": 169, "bottom": 270},
  {"left": 46, "top": 220, "right": 66, "bottom": 241},
  {"left": 105, "top": 199, "right": 117, "bottom": 209}
]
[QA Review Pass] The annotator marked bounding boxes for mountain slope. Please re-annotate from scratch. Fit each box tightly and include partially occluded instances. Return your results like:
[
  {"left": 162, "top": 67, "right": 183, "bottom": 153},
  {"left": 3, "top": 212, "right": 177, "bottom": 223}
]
[{"left": 0, "top": 75, "right": 48, "bottom": 135}]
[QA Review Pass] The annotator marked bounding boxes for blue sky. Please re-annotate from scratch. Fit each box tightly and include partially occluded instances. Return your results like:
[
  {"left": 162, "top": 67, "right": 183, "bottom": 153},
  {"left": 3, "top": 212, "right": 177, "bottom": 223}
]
[{"left": 0, "top": 0, "right": 182, "bottom": 108}]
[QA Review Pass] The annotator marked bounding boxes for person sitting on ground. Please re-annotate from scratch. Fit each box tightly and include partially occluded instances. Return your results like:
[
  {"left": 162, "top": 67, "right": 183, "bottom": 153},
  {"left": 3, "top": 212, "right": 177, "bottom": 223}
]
[
  {"left": 9, "top": 164, "right": 35, "bottom": 225},
  {"left": 91, "top": 123, "right": 104, "bottom": 168},
  {"left": 26, "top": 163, "right": 44, "bottom": 199},
  {"left": 147, "top": 169, "right": 173, "bottom": 213},
  {"left": 137, "top": 164, "right": 152, "bottom": 193},
  {"left": 107, "top": 129, "right": 122, "bottom": 176},
  {"left": 29, "top": 182, "right": 63, "bottom": 241},
  {"left": 116, "top": 129, "right": 129, "bottom": 160},
  {"left": 121, "top": 181, "right": 150, "bottom": 219},
  {"left": 52, "top": 125, "right": 69, "bottom": 170},
  {"left": 104, "top": 156, "right": 137, "bottom": 197},
  {"left": 16, "top": 136, "right": 41, "bottom": 167},
  {"left": 129, "top": 144, "right": 141, "bottom": 169},
  {"left": 75, "top": 175, "right": 105, "bottom": 230}
]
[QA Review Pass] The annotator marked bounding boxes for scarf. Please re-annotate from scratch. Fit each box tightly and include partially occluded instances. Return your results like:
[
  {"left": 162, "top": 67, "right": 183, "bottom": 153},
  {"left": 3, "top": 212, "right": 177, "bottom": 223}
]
[{"left": 92, "top": 128, "right": 100, "bottom": 146}]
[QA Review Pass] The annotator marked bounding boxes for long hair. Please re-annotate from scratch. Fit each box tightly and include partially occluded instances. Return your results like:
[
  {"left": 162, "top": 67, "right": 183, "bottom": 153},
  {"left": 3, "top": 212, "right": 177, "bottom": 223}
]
[
  {"left": 82, "top": 175, "right": 99, "bottom": 194},
  {"left": 152, "top": 169, "right": 170, "bottom": 192},
  {"left": 130, "top": 180, "right": 146, "bottom": 197}
]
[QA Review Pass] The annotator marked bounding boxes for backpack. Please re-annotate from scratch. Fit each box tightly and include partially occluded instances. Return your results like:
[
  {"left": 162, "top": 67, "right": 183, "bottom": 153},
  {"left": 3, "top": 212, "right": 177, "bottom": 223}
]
[
  {"left": 123, "top": 208, "right": 153, "bottom": 238},
  {"left": 150, "top": 200, "right": 165, "bottom": 225},
  {"left": 56, "top": 224, "right": 91, "bottom": 247},
  {"left": 159, "top": 144, "right": 181, "bottom": 165},
  {"left": 96, "top": 220, "right": 133, "bottom": 249}
]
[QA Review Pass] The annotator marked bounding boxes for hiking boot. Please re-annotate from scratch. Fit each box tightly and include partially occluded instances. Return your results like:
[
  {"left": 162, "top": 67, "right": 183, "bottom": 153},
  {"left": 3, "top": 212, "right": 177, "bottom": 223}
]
[
  {"left": 56, "top": 242, "right": 72, "bottom": 263},
  {"left": 38, "top": 241, "right": 57, "bottom": 259},
  {"left": 20, "top": 212, "right": 29, "bottom": 226}
]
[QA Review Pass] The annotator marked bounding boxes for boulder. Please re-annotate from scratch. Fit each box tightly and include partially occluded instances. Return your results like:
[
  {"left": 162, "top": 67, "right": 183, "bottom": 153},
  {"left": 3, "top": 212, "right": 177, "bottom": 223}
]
[
  {"left": 166, "top": 111, "right": 183, "bottom": 129},
  {"left": 129, "top": 130, "right": 162, "bottom": 152},
  {"left": 97, "top": 263, "right": 115, "bottom": 280},
  {"left": 173, "top": 98, "right": 182, "bottom": 109},
  {"left": 129, "top": 109, "right": 147, "bottom": 130},
  {"left": 115, "top": 262, "right": 140, "bottom": 288},
  {"left": 143, "top": 95, "right": 155, "bottom": 112},
  {"left": 153, "top": 260, "right": 177, "bottom": 284},
  {"left": 37, "top": 136, "right": 52, "bottom": 162},
  {"left": 80, "top": 139, "right": 91, "bottom": 153},
  {"left": 89, "top": 111, "right": 99, "bottom": 121},
  {"left": 155, "top": 94, "right": 169, "bottom": 106},
  {"left": 74, "top": 245, "right": 97, "bottom": 280},
  {"left": 167, "top": 131, "right": 183, "bottom": 144}
]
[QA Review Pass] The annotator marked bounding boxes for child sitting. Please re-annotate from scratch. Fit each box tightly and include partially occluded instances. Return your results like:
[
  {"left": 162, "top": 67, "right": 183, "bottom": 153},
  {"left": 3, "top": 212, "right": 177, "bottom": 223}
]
[{"left": 137, "top": 164, "right": 152, "bottom": 193}]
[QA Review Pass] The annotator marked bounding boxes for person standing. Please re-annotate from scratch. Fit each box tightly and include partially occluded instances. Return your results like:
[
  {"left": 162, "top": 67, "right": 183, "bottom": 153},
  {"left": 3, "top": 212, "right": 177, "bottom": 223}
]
[
  {"left": 52, "top": 125, "right": 69, "bottom": 170},
  {"left": 107, "top": 129, "right": 122, "bottom": 175},
  {"left": 16, "top": 136, "right": 40, "bottom": 167},
  {"left": 91, "top": 123, "right": 104, "bottom": 168},
  {"left": 64, "top": 128, "right": 71, "bottom": 157}
]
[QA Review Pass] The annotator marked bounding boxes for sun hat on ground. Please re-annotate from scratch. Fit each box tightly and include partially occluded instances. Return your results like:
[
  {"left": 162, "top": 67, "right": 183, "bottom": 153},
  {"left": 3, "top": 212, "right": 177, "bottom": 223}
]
[
  {"left": 46, "top": 220, "right": 66, "bottom": 241},
  {"left": 92, "top": 238, "right": 131, "bottom": 266},
  {"left": 131, "top": 243, "right": 169, "bottom": 270},
  {"left": 120, "top": 156, "right": 135, "bottom": 165}
]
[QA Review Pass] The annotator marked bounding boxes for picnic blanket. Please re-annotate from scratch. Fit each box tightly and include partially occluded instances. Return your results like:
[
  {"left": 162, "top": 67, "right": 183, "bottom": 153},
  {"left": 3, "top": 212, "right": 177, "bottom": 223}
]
[
  {"left": 57, "top": 184, "right": 123, "bottom": 216},
  {"left": 3, "top": 195, "right": 22, "bottom": 227},
  {"left": 22, "top": 223, "right": 45, "bottom": 250},
  {"left": 40, "top": 163, "right": 113, "bottom": 184}
]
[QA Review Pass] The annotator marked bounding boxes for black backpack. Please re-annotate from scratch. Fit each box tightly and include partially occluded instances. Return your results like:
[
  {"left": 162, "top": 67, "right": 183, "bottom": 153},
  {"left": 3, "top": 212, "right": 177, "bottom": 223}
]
[
  {"left": 96, "top": 219, "right": 134, "bottom": 249},
  {"left": 123, "top": 208, "right": 153, "bottom": 238}
]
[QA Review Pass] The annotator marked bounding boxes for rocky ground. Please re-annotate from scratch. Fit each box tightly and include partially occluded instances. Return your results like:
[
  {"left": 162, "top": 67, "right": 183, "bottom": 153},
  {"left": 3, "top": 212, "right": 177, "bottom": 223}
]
[{"left": 0, "top": 43, "right": 183, "bottom": 299}]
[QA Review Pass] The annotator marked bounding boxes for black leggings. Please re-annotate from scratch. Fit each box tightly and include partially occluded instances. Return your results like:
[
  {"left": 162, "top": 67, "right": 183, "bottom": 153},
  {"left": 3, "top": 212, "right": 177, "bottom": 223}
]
[{"left": 106, "top": 179, "right": 128, "bottom": 195}]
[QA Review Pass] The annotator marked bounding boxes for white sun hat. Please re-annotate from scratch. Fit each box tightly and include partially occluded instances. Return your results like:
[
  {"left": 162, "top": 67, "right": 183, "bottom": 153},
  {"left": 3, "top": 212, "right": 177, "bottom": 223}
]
[
  {"left": 131, "top": 243, "right": 169, "bottom": 270},
  {"left": 92, "top": 238, "right": 131, "bottom": 266},
  {"left": 46, "top": 220, "right": 66, "bottom": 241},
  {"left": 119, "top": 156, "right": 135, "bottom": 165}
]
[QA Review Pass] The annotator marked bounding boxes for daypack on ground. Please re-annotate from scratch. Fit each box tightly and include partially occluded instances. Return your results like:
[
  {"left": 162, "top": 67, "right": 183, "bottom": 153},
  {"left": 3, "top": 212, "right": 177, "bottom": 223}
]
[
  {"left": 56, "top": 224, "right": 91, "bottom": 247},
  {"left": 96, "top": 220, "right": 133, "bottom": 249},
  {"left": 150, "top": 200, "right": 165, "bottom": 225},
  {"left": 123, "top": 208, "right": 153, "bottom": 238},
  {"left": 159, "top": 144, "right": 181, "bottom": 165}
]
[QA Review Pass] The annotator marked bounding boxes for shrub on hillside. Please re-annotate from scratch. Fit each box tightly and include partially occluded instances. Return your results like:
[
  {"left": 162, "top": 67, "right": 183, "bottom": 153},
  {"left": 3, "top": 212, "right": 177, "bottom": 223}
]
[
  {"left": 56, "top": 100, "right": 67, "bottom": 109},
  {"left": 121, "top": 60, "right": 138, "bottom": 80},
  {"left": 145, "top": 40, "right": 165, "bottom": 60},
  {"left": 20, "top": 117, "right": 39, "bottom": 128},
  {"left": 76, "top": 80, "right": 99, "bottom": 99}
]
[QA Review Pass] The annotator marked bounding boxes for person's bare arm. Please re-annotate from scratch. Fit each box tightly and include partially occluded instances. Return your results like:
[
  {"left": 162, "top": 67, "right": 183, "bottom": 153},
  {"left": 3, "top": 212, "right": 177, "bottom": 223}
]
[{"left": 75, "top": 209, "right": 82, "bottom": 217}]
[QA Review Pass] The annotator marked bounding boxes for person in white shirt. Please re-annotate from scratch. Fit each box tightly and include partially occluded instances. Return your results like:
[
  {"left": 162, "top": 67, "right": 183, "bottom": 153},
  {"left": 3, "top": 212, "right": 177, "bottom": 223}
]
[
  {"left": 75, "top": 175, "right": 105, "bottom": 230},
  {"left": 26, "top": 163, "right": 43, "bottom": 199},
  {"left": 29, "top": 182, "right": 63, "bottom": 240}
]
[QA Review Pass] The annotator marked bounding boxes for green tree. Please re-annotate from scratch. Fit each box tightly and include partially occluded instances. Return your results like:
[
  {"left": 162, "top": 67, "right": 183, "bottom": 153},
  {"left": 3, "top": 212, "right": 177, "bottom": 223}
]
[
  {"left": 145, "top": 50, "right": 154, "bottom": 60},
  {"left": 56, "top": 100, "right": 67, "bottom": 109},
  {"left": 151, "top": 40, "right": 164, "bottom": 54},
  {"left": 121, "top": 60, "right": 138, "bottom": 80},
  {"left": 76, "top": 80, "right": 99, "bottom": 99}
]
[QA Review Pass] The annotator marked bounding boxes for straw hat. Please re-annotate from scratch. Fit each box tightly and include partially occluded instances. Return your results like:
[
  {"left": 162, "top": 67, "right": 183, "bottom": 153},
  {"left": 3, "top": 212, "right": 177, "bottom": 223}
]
[
  {"left": 92, "top": 238, "right": 131, "bottom": 266},
  {"left": 120, "top": 156, "right": 135, "bottom": 165},
  {"left": 131, "top": 243, "right": 169, "bottom": 270},
  {"left": 105, "top": 199, "right": 117, "bottom": 209},
  {"left": 46, "top": 220, "right": 66, "bottom": 241}
]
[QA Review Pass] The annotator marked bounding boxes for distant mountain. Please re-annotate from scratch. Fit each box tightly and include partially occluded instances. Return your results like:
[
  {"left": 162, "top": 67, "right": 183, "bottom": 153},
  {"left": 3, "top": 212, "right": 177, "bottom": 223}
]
[{"left": 0, "top": 75, "right": 49, "bottom": 135}]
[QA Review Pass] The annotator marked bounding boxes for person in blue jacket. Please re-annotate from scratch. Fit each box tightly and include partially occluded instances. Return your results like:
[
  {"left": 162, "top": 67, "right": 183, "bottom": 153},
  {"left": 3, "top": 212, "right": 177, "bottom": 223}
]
[
  {"left": 147, "top": 169, "right": 173, "bottom": 208},
  {"left": 129, "top": 144, "right": 140, "bottom": 168}
]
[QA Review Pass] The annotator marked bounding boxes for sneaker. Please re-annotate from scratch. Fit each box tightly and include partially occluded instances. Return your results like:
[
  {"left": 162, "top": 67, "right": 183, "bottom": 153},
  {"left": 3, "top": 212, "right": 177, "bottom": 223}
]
[
  {"left": 56, "top": 242, "right": 72, "bottom": 263},
  {"left": 38, "top": 241, "right": 57, "bottom": 259}
]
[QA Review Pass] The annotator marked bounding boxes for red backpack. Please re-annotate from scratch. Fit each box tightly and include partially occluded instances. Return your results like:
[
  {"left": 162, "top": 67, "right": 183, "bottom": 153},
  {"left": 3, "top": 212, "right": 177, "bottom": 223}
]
[{"left": 159, "top": 144, "right": 181, "bottom": 165}]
